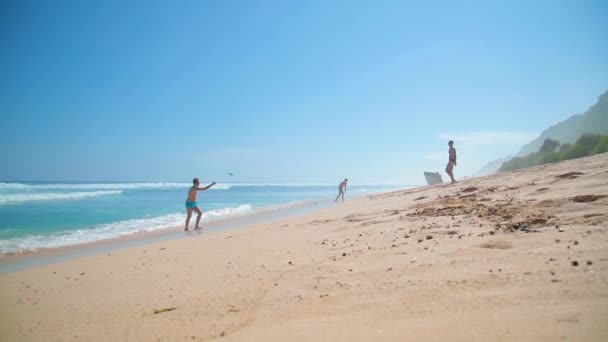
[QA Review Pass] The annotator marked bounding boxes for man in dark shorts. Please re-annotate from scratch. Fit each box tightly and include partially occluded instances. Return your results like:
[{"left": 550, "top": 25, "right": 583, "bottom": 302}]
[
  {"left": 446, "top": 140, "right": 457, "bottom": 184},
  {"left": 185, "top": 178, "right": 216, "bottom": 231}
]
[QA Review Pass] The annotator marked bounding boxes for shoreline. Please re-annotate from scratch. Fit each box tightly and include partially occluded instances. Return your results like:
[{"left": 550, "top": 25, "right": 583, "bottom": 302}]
[
  {"left": 0, "top": 191, "right": 391, "bottom": 273},
  {"left": 1, "top": 184, "right": 404, "bottom": 259}
]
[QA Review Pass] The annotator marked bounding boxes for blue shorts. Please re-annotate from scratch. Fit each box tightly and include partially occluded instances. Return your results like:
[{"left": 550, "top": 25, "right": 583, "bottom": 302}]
[{"left": 185, "top": 201, "right": 197, "bottom": 208}]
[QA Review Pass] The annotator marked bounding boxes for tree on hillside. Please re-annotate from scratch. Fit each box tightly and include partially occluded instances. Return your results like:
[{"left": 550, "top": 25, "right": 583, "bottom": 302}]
[
  {"left": 592, "top": 135, "right": 608, "bottom": 154},
  {"left": 539, "top": 138, "right": 560, "bottom": 153}
]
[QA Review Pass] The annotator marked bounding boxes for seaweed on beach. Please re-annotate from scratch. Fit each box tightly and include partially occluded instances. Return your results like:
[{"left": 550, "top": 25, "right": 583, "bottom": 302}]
[{"left": 153, "top": 307, "right": 177, "bottom": 314}]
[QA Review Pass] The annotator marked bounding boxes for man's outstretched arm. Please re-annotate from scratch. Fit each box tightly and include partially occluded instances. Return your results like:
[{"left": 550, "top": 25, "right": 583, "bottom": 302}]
[{"left": 197, "top": 181, "right": 217, "bottom": 191}]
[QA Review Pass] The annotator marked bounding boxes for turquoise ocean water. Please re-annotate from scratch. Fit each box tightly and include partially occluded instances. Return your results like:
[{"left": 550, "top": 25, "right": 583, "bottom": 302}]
[{"left": 0, "top": 182, "right": 400, "bottom": 254}]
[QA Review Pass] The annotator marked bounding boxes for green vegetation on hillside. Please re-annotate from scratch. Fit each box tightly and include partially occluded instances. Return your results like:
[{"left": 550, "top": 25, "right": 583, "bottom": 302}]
[
  {"left": 499, "top": 134, "right": 608, "bottom": 172},
  {"left": 517, "top": 91, "right": 608, "bottom": 156},
  {"left": 477, "top": 90, "right": 607, "bottom": 176}
]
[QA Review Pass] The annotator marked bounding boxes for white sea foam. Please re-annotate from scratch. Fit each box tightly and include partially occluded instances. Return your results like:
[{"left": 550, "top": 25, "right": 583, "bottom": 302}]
[
  {"left": 0, "top": 204, "right": 253, "bottom": 254},
  {"left": 0, "top": 191, "right": 123, "bottom": 204},
  {"left": 217, "top": 183, "right": 334, "bottom": 187},
  {"left": 210, "top": 183, "right": 231, "bottom": 190},
  {"left": 0, "top": 183, "right": 31, "bottom": 190},
  {"left": 0, "top": 182, "right": 191, "bottom": 190},
  {"left": 0, "top": 182, "right": 344, "bottom": 191}
]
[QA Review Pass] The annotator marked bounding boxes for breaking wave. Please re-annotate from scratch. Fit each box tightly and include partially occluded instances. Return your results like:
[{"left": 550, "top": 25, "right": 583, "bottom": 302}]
[
  {"left": 0, "top": 204, "right": 253, "bottom": 253},
  {"left": 0, "top": 191, "right": 123, "bottom": 204}
]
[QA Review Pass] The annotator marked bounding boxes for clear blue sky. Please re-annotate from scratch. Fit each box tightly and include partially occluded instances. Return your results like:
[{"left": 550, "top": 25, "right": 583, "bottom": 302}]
[{"left": 1, "top": 0, "right": 607, "bottom": 184}]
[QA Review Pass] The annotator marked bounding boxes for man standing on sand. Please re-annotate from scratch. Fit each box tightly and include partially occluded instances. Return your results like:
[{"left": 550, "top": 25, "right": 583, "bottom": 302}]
[
  {"left": 185, "top": 178, "right": 216, "bottom": 231},
  {"left": 335, "top": 178, "right": 348, "bottom": 202},
  {"left": 446, "top": 140, "right": 457, "bottom": 184}
]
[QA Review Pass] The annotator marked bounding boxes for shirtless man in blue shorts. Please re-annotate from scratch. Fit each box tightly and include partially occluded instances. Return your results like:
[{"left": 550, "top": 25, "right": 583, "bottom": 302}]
[{"left": 185, "top": 178, "right": 216, "bottom": 231}]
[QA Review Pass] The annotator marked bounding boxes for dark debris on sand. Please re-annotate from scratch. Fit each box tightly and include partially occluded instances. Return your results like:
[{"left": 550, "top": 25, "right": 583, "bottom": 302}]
[
  {"left": 555, "top": 172, "right": 584, "bottom": 180},
  {"left": 408, "top": 186, "right": 555, "bottom": 235},
  {"left": 571, "top": 195, "right": 606, "bottom": 203}
]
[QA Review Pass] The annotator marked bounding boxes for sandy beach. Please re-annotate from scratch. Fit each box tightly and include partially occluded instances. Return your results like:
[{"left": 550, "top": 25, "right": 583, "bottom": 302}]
[{"left": 1, "top": 153, "right": 607, "bottom": 341}]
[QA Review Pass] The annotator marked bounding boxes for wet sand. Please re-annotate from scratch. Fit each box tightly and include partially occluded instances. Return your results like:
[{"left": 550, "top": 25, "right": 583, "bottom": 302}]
[{"left": 1, "top": 153, "right": 607, "bottom": 341}]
